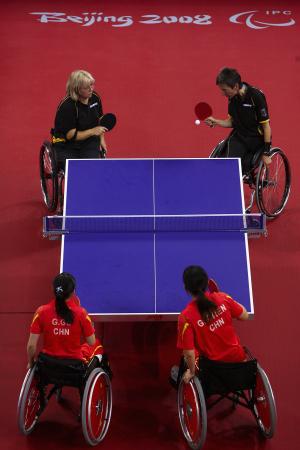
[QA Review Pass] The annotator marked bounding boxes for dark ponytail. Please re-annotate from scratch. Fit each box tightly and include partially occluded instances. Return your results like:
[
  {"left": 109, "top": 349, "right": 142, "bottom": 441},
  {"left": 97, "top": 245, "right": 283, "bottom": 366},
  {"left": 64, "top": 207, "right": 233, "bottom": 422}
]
[
  {"left": 53, "top": 272, "right": 76, "bottom": 324},
  {"left": 183, "top": 266, "right": 218, "bottom": 323}
]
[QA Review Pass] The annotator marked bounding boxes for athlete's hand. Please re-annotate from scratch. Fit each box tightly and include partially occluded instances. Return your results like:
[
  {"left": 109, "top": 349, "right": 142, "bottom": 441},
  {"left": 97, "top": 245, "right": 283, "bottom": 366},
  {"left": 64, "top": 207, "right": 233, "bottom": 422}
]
[
  {"left": 205, "top": 116, "right": 217, "bottom": 128},
  {"left": 262, "top": 155, "right": 272, "bottom": 165},
  {"left": 27, "top": 360, "right": 35, "bottom": 370},
  {"left": 93, "top": 126, "right": 108, "bottom": 136},
  {"left": 182, "top": 369, "right": 194, "bottom": 384}
]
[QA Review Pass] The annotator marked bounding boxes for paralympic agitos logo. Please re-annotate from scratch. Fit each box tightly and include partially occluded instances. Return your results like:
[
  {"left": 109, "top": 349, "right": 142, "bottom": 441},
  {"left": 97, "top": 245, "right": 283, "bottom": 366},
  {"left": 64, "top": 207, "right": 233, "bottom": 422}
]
[{"left": 229, "top": 10, "right": 296, "bottom": 29}]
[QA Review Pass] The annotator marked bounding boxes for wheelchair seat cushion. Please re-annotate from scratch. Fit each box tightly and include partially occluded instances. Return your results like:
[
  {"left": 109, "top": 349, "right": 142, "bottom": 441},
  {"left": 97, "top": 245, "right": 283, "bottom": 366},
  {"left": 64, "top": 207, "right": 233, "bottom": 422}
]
[
  {"left": 198, "top": 357, "right": 257, "bottom": 396},
  {"left": 37, "top": 353, "right": 86, "bottom": 387}
]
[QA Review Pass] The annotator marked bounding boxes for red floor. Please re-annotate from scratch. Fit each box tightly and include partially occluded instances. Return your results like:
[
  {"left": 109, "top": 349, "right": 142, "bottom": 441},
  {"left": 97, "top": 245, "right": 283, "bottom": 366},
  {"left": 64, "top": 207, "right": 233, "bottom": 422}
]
[{"left": 0, "top": 1, "right": 300, "bottom": 449}]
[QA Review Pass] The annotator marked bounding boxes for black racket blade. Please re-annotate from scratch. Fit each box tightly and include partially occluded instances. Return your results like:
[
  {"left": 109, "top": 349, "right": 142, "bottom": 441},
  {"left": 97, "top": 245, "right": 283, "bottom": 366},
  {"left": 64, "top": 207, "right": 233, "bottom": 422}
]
[{"left": 99, "top": 113, "right": 116, "bottom": 131}]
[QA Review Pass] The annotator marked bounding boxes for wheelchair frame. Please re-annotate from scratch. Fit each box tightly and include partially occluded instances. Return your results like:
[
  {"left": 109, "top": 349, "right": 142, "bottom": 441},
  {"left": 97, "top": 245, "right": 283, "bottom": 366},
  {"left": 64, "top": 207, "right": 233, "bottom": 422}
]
[
  {"left": 176, "top": 354, "right": 277, "bottom": 450},
  {"left": 210, "top": 139, "right": 291, "bottom": 218},
  {"left": 17, "top": 354, "right": 112, "bottom": 446}
]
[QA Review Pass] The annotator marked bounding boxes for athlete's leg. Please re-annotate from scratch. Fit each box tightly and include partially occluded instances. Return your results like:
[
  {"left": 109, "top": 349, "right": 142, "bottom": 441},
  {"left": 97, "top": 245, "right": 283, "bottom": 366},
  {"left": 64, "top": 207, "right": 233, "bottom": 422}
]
[
  {"left": 54, "top": 143, "right": 79, "bottom": 172},
  {"left": 79, "top": 137, "right": 101, "bottom": 159},
  {"left": 227, "top": 134, "right": 249, "bottom": 173}
]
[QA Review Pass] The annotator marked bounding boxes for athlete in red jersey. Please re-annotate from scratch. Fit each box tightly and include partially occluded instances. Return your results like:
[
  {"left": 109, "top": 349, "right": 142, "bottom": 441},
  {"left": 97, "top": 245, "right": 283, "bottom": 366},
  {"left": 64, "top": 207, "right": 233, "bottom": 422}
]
[
  {"left": 177, "top": 266, "right": 248, "bottom": 384},
  {"left": 27, "top": 273, "right": 103, "bottom": 368}
]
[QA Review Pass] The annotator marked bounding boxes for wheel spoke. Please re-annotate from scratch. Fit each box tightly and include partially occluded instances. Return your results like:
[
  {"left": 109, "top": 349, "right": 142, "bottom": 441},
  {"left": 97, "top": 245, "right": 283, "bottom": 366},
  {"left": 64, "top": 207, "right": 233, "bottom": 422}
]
[
  {"left": 18, "top": 368, "right": 42, "bottom": 435},
  {"left": 178, "top": 377, "right": 207, "bottom": 449},
  {"left": 82, "top": 368, "right": 112, "bottom": 445}
]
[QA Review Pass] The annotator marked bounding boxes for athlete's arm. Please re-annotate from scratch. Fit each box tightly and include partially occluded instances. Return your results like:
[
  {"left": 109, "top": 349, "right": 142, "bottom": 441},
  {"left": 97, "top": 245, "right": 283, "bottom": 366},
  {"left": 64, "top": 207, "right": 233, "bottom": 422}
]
[
  {"left": 205, "top": 115, "right": 233, "bottom": 128},
  {"left": 225, "top": 294, "right": 249, "bottom": 320},
  {"left": 261, "top": 120, "right": 272, "bottom": 145},
  {"left": 66, "top": 127, "right": 107, "bottom": 141},
  {"left": 237, "top": 304, "right": 249, "bottom": 321},
  {"left": 27, "top": 333, "right": 40, "bottom": 369},
  {"left": 86, "top": 334, "right": 96, "bottom": 346},
  {"left": 183, "top": 349, "right": 196, "bottom": 383},
  {"left": 261, "top": 121, "right": 272, "bottom": 165},
  {"left": 100, "top": 134, "right": 107, "bottom": 152}
]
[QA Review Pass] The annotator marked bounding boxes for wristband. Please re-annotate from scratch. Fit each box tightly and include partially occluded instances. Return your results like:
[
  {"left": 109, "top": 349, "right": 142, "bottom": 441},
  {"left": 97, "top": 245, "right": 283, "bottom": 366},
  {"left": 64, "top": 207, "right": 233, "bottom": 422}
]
[{"left": 263, "top": 142, "right": 271, "bottom": 156}]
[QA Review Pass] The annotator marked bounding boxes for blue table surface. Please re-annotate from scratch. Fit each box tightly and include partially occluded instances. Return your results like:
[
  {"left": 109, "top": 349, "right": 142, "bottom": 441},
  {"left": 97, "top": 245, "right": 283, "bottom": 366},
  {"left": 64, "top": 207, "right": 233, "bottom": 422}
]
[{"left": 61, "top": 158, "right": 253, "bottom": 318}]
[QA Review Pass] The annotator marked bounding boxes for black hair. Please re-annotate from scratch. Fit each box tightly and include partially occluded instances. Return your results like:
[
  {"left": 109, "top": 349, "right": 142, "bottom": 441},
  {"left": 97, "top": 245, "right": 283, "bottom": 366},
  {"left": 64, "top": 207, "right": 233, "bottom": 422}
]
[
  {"left": 183, "top": 266, "right": 218, "bottom": 323},
  {"left": 53, "top": 272, "right": 76, "bottom": 324},
  {"left": 216, "top": 67, "right": 242, "bottom": 89}
]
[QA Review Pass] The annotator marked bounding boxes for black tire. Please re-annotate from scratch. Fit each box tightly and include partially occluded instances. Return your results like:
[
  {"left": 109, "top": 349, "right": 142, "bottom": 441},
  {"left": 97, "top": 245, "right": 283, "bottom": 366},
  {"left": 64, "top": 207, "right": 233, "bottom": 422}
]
[
  {"left": 17, "top": 366, "right": 43, "bottom": 435},
  {"left": 177, "top": 377, "right": 207, "bottom": 450},
  {"left": 255, "top": 148, "right": 291, "bottom": 218},
  {"left": 40, "top": 141, "right": 58, "bottom": 211},
  {"left": 252, "top": 364, "right": 277, "bottom": 438},
  {"left": 81, "top": 368, "right": 112, "bottom": 446}
]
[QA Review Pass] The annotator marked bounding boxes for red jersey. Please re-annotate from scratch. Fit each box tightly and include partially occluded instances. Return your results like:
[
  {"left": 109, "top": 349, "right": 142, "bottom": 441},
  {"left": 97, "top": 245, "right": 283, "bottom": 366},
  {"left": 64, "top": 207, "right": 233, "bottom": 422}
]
[
  {"left": 177, "top": 292, "right": 246, "bottom": 362},
  {"left": 30, "top": 295, "right": 95, "bottom": 360}
]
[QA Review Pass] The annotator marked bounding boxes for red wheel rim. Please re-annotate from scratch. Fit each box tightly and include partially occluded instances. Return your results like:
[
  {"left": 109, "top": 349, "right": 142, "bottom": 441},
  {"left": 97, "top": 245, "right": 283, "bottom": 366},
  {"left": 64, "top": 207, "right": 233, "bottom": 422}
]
[
  {"left": 182, "top": 382, "right": 200, "bottom": 440},
  {"left": 88, "top": 374, "right": 108, "bottom": 439},
  {"left": 23, "top": 377, "right": 40, "bottom": 431}
]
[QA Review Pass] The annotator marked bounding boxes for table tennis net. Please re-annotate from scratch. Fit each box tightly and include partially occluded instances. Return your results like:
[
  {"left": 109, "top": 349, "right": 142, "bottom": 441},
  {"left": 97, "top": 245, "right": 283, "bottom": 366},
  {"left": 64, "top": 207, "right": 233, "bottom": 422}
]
[{"left": 43, "top": 214, "right": 266, "bottom": 236}]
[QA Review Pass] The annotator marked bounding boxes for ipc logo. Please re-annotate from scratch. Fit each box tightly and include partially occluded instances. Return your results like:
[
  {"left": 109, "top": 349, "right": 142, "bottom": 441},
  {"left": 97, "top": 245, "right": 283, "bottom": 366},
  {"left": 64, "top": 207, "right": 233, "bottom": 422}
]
[{"left": 229, "top": 10, "right": 296, "bottom": 29}]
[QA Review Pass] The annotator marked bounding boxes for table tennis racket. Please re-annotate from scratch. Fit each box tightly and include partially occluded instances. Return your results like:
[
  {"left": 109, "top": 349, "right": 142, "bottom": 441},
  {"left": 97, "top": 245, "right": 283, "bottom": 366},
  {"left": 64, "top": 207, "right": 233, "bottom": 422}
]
[
  {"left": 194, "top": 102, "right": 213, "bottom": 121},
  {"left": 208, "top": 278, "right": 219, "bottom": 293},
  {"left": 99, "top": 113, "right": 116, "bottom": 131}
]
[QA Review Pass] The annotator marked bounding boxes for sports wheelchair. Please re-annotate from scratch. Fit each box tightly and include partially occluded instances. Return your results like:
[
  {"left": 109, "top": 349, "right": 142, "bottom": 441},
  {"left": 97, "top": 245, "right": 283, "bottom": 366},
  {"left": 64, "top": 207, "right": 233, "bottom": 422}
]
[
  {"left": 40, "top": 141, "right": 106, "bottom": 213},
  {"left": 210, "top": 137, "right": 291, "bottom": 218},
  {"left": 173, "top": 349, "right": 276, "bottom": 450},
  {"left": 17, "top": 352, "right": 112, "bottom": 446}
]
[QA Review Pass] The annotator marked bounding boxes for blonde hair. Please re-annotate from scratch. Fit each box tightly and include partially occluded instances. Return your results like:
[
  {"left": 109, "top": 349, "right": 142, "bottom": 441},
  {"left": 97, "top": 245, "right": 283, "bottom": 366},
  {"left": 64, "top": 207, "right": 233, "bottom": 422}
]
[{"left": 66, "top": 70, "right": 95, "bottom": 101}]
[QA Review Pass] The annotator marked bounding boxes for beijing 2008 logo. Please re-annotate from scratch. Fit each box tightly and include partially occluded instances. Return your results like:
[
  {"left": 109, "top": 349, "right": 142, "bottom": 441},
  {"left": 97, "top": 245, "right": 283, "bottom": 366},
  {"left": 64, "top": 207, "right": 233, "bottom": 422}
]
[{"left": 229, "top": 10, "right": 296, "bottom": 29}]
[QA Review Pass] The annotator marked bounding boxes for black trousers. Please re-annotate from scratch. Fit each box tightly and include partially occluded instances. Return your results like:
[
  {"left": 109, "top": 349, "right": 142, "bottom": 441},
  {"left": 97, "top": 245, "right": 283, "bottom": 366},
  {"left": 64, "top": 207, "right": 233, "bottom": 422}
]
[
  {"left": 226, "top": 132, "right": 264, "bottom": 174},
  {"left": 54, "top": 137, "right": 101, "bottom": 172}
]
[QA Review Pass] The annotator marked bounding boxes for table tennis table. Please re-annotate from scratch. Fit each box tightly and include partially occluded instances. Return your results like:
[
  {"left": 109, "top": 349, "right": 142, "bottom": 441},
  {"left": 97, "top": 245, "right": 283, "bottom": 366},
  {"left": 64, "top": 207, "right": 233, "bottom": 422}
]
[{"left": 56, "top": 158, "right": 255, "bottom": 320}]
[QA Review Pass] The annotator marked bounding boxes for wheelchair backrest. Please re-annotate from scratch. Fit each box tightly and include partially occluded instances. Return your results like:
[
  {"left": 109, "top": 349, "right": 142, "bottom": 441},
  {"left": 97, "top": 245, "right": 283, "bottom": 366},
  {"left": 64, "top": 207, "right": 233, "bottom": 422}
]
[
  {"left": 37, "top": 352, "right": 86, "bottom": 388},
  {"left": 199, "top": 357, "right": 257, "bottom": 396}
]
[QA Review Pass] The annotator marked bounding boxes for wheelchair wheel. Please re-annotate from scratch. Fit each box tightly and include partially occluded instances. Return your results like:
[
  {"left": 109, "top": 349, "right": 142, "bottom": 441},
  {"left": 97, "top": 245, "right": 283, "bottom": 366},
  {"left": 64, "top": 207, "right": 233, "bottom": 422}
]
[
  {"left": 255, "top": 148, "right": 291, "bottom": 218},
  {"left": 178, "top": 377, "right": 207, "bottom": 450},
  {"left": 40, "top": 141, "right": 58, "bottom": 211},
  {"left": 252, "top": 364, "right": 277, "bottom": 438},
  {"left": 209, "top": 139, "right": 227, "bottom": 158},
  {"left": 81, "top": 368, "right": 112, "bottom": 446},
  {"left": 17, "top": 366, "right": 43, "bottom": 435}
]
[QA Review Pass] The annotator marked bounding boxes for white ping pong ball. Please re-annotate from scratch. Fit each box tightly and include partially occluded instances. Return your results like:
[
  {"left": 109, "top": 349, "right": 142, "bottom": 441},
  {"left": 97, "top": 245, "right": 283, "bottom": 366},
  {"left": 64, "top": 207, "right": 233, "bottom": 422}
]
[{"left": 195, "top": 119, "right": 200, "bottom": 125}]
